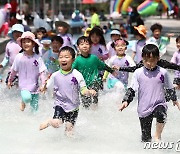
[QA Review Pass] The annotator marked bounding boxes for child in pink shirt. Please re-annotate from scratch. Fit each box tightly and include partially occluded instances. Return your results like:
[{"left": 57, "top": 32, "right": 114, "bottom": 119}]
[{"left": 8, "top": 31, "right": 47, "bottom": 112}]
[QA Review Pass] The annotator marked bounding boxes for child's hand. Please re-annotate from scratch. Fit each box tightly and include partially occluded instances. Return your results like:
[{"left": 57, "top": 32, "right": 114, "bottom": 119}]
[
  {"left": 173, "top": 101, "right": 180, "bottom": 110},
  {"left": 102, "top": 77, "right": 106, "bottom": 82},
  {"left": 88, "top": 89, "right": 97, "bottom": 96},
  {"left": 167, "top": 33, "right": 174, "bottom": 37},
  {"left": 119, "top": 101, "right": 128, "bottom": 111},
  {"left": 7, "top": 81, "right": 12, "bottom": 89},
  {"left": 112, "top": 65, "right": 120, "bottom": 70},
  {"left": 40, "top": 86, "right": 46, "bottom": 93},
  {"left": 112, "top": 71, "right": 118, "bottom": 77},
  {"left": 50, "top": 57, "right": 55, "bottom": 62},
  {"left": 174, "top": 84, "right": 180, "bottom": 90}
]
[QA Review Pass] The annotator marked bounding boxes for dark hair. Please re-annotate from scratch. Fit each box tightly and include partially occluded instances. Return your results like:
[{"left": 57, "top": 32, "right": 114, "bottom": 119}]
[
  {"left": 20, "top": 40, "right": 39, "bottom": 54},
  {"left": 51, "top": 35, "right": 64, "bottom": 45},
  {"left": 89, "top": 26, "right": 106, "bottom": 46},
  {"left": 176, "top": 35, "right": 180, "bottom": 42},
  {"left": 36, "top": 27, "right": 47, "bottom": 34},
  {"left": 77, "top": 36, "right": 91, "bottom": 46},
  {"left": 142, "top": 44, "right": 159, "bottom": 58},
  {"left": 59, "top": 46, "right": 76, "bottom": 59},
  {"left": 150, "top": 23, "right": 162, "bottom": 32}
]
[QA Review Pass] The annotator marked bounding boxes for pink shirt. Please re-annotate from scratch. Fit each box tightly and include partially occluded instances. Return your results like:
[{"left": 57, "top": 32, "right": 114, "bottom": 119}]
[{"left": 10, "top": 52, "right": 47, "bottom": 93}]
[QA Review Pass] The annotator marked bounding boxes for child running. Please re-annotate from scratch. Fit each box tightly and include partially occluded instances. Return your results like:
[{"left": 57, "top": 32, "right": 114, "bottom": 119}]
[
  {"left": 147, "top": 23, "right": 174, "bottom": 57},
  {"left": 89, "top": 26, "right": 109, "bottom": 61},
  {"left": 106, "top": 29, "right": 122, "bottom": 58},
  {"left": 103, "top": 39, "right": 135, "bottom": 90},
  {"left": 39, "top": 46, "right": 96, "bottom": 137},
  {"left": 7, "top": 31, "right": 47, "bottom": 112},
  {"left": 171, "top": 35, "right": 180, "bottom": 90},
  {"left": 73, "top": 36, "right": 115, "bottom": 109},
  {"left": 41, "top": 36, "right": 63, "bottom": 74},
  {"left": 119, "top": 44, "right": 180, "bottom": 142},
  {"left": 0, "top": 24, "right": 24, "bottom": 84}
]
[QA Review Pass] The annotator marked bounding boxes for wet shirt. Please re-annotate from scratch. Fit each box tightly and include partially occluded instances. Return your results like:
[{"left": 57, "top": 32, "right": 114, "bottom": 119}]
[
  {"left": 171, "top": 50, "right": 180, "bottom": 78},
  {"left": 130, "top": 66, "right": 173, "bottom": 117},
  {"left": 90, "top": 44, "right": 108, "bottom": 60},
  {"left": 72, "top": 54, "right": 111, "bottom": 87},
  {"left": 107, "top": 55, "right": 135, "bottom": 85},
  {"left": 46, "top": 69, "right": 86, "bottom": 112},
  {"left": 147, "top": 36, "right": 170, "bottom": 56},
  {"left": 132, "top": 39, "right": 146, "bottom": 63},
  {"left": 11, "top": 52, "right": 47, "bottom": 93},
  {"left": 41, "top": 49, "right": 59, "bottom": 74}
]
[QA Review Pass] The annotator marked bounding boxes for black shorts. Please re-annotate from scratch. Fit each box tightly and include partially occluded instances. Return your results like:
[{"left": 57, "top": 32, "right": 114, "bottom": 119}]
[
  {"left": 173, "top": 78, "right": 180, "bottom": 85},
  {"left": 139, "top": 105, "right": 167, "bottom": 142},
  {"left": 53, "top": 106, "right": 79, "bottom": 125}
]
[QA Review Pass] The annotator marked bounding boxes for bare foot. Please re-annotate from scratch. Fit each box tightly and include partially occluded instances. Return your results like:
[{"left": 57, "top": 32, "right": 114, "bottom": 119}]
[
  {"left": 20, "top": 102, "right": 26, "bottom": 111},
  {"left": 39, "top": 121, "right": 50, "bottom": 130}
]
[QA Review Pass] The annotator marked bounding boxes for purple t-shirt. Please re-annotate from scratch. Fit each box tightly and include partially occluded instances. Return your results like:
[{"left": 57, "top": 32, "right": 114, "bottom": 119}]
[
  {"left": 106, "top": 41, "right": 116, "bottom": 58},
  {"left": 11, "top": 52, "right": 47, "bottom": 93},
  {"left": 90, "top": 44, "right": 108, "bottom": 59},
  {"left": 130, "top": 66, "right": 173, "bottom": 117},
  {"left": 171, "top": 50, "right": 180, "bottom": 78},
  {"left": 57, "top": 33, "right": 73, "bottom": 47},
  {"left": 4, "top": 40, "right": 22, "bottom": 67},
  {"left": 132, "top": 39, "right": 146, "bottom": 63},
  {"left": 46, "top": 69, "right": 87, "bottom": 112},
  {"left": 108, "top": 55, "right": 135, "bottom": 85}
]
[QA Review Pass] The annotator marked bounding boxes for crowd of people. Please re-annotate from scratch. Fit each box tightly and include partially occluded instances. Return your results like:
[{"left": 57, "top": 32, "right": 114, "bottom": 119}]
[{"left": 0, "top": 2, "right": 179, "bottom": 143}]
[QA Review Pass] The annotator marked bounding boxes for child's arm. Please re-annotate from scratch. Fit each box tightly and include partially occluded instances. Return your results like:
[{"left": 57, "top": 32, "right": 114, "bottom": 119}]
[
  {"left": 81, "top": 87, "right": 96, "bottom": 96},
  {"left": 158, "top": 59, "right": 180, "bottom": 71},
  {"left": 7, "top": 70, "right": 17, "bottom": 88},
  {"left": 119, "top": 70, "right": 139, "bottom": 111}
]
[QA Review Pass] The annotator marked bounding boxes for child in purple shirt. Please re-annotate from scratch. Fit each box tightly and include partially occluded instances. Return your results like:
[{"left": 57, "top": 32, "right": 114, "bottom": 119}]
[
  {"left": 8, "top": 31, "right": 47, "bottom": 112},
  {"left": 0, "top": 24, "right": 24, "bottom": 84},
  {"left": 120, "top": 44, "right": 180, "bottom": 142},
  {"left": 39, "top": 46, "right": 96, "bottom": 137},
  {"left": 171, "top": 35, "right": 180, "bottom": 90}
]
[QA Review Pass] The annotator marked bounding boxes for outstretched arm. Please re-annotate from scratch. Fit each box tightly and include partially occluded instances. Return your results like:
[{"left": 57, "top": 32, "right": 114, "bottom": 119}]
[{"left": 158, "top": 59, "right": 180, "bottom": 71}]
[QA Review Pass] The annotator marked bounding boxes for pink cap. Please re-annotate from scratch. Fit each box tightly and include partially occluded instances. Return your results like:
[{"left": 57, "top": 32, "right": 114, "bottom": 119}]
[{"left": 4, "top": 3, "right": 12, "bottom": 9}]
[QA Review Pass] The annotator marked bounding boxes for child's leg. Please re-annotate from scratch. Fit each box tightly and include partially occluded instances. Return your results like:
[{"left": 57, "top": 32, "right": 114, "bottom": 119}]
[
  {"left": 139, "top": 114, "right": 153, "bottom": 142},
  {"left": 30, "top": 94, "right": 39, "bottom": 112},
  {"left": 65, "top": 109, "right": 79, "bottom": 137},
  {"left": 20, "top": 90, "right": 32, "bottom": 111},
  {"left": 81, "top": 94, "right": 92, "bottom": 109},
  {"left": 153, "top": 105, "right": 167, "bottom": 141}
]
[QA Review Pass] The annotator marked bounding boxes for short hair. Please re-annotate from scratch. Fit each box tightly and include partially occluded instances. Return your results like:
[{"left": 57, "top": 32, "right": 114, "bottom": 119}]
[
  {"left": 59, "top": 46, "right": 76, "bottom": 59},
  {"left": 150, "top": 23, "right": 162, "bottom": 32},
  {"left": 176, "top": 35, "right": 180, "bottom": 42},
  {"left": 142, "top": 44, "right": 159, "bottom": 58},
  {"left": 51, "top": 35, "right": 64, "bottom": 45},
  {"left": 77, "top": 36, "right": 91, "bottom": 46},
  {"left": 36, "top": 27, "right": 47, "bottom": 34}
]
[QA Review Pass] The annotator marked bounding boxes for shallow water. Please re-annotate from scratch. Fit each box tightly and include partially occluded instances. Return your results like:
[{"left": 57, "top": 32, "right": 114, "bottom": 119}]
[
  {"left": 0, "top": 33, "right": 179, "bottom": 154},
  {"left": 0, "top": 70, "right": 179, "bottom": 154}
]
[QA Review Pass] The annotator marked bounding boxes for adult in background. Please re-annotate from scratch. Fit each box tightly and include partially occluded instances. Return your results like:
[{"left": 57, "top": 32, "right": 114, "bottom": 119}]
[
  {"left": 0, "top": 3, "right": 12, "bottom": 38},
  {"left": 90, "top": 7, "right": 100, "bottom": 28}
]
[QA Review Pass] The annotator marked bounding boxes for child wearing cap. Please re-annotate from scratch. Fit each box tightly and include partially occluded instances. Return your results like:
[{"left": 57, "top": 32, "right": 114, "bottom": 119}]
[
  {"left": 106, "top": 29, "right": 122, "bottom": 58},
  {"left": 55, "top": 21, "right": 74, "bottom": 48},
  {"left": 7, "top": 31, "right": 47, "bottom": 112},
  {"left": 132, "top": 25, "right": 147, "bottom": 64},
  {"left": 39, "top": 37, "right": 52, "bottom": 57},
  {"left": 0, "top": 24, "right": 24, "bottom": 84},
  {"left": 146, "top": 23, "right": 174, "bottom": 57}
]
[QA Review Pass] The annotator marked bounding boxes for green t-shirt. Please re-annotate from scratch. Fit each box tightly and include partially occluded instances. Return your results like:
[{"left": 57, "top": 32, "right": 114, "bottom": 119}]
[
  {"left": 72, "top": 54, "right": 107, "bottom": 86},
  {"left": 91, "top": 13, "right": 100, "bottom": 28}
]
